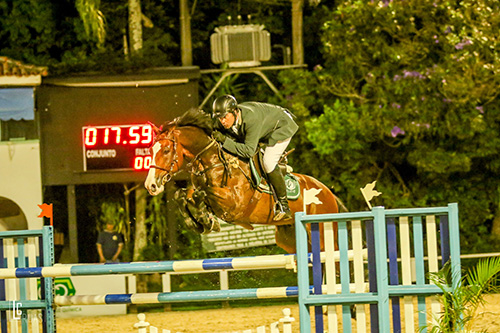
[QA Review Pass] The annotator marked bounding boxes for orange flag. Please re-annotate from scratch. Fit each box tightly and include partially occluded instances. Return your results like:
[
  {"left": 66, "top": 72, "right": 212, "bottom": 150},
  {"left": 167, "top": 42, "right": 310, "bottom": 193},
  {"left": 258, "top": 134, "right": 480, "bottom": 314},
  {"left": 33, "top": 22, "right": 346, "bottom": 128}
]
[{"left": 38, "top": 203, "right": 53, "bottom": 226}]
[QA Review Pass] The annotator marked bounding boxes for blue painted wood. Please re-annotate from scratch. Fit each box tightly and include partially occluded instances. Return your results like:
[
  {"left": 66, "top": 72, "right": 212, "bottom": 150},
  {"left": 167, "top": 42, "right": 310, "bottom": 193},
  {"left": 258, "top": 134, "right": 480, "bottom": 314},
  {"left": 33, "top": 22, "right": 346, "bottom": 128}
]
[
  {"left": 41, "top": 226, "right": 55, "bottom": 333},
  {"left": 338, "top": 220, "right": 352, "bottom": 333},
  {"left": 365, "top": 219, "right": 379, "bottom": 333},
  {"left": 448, "top": 203, "right": 462, "bottom": 290},
  {"left": 387, "top": 217, "right": 402, "bottom": 333},
  {"left": 0, "top": 239, "right": 7, "bottom": 333},
  {"left": 310, "top": 222, "right": 324, "bottom": 333},
  {"left": 439, "top": 214, "right": 450, "bottom": 266},
  {"left": 373, "top": 207, "right": 390, "bottom": 333},
  {"left": 413, "top": 216, "right": 428, "bottom": 332},
  {"left": 295, "top": 212, "right": 312, "bottom": 333}
]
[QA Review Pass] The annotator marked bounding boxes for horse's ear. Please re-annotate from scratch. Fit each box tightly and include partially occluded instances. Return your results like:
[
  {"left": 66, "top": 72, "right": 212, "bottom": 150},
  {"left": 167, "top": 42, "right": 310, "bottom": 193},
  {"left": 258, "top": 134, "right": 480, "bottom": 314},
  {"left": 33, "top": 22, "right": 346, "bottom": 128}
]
[{"left": 148, "top": 122, "right": 161, "bottom": 135}]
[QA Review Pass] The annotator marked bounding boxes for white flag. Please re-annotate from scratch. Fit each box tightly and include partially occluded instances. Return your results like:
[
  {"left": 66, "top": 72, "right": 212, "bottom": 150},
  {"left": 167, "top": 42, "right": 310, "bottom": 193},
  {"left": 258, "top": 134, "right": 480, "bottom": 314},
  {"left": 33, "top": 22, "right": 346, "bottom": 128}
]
[
  {"left": 360, "top": 181, "right": 382, "bottom": 209},
  {"left": 304, "top": 188, "right": 323, "bottom": 206}
]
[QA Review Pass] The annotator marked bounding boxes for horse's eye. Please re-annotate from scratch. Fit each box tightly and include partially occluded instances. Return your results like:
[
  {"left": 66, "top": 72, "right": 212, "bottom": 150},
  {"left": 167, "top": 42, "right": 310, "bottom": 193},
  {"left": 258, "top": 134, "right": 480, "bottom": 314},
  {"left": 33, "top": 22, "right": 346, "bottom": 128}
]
[{"left": 163, "top": 147, "right": 170, "bottom": 154}]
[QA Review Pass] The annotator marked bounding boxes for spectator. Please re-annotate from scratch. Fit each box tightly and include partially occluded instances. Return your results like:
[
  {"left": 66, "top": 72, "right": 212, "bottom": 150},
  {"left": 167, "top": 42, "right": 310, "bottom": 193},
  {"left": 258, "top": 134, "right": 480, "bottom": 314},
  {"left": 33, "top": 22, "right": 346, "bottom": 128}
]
[{"left": 96, "top": 222, "right": 124, "bottom": 263}]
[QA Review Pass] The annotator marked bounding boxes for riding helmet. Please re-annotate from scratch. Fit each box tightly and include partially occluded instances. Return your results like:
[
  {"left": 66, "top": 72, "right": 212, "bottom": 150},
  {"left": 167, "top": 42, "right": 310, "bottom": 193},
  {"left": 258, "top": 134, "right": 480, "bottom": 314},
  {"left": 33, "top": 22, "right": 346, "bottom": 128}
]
[{"left": 212, "top": 95, "right": 238, "bottom": 118}]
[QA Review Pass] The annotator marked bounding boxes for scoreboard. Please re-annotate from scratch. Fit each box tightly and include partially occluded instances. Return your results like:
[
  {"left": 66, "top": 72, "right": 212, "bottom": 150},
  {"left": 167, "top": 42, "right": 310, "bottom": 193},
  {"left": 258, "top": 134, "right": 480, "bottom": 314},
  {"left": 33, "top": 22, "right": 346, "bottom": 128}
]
[
  {"left": 82, "top": 124, "right": 153, "bottom": 171},
  {"left": 38, "top": 67, "right": 200, "bottom": 185}
]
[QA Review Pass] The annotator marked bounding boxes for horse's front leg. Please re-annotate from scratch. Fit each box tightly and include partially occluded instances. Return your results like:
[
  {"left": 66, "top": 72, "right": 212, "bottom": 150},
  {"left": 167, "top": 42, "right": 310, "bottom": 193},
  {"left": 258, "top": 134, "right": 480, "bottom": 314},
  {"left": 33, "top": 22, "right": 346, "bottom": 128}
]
[{"left": 174, "top": 187, "right": 220, "bottom": 234}]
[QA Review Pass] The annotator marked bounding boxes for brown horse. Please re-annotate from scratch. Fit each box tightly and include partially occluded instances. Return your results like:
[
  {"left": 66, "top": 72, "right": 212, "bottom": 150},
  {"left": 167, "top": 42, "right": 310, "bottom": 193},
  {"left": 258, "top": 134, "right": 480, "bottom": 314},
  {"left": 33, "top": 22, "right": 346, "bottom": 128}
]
[{"left": 144, "top": 108, "right": 343, "bottom": 253}]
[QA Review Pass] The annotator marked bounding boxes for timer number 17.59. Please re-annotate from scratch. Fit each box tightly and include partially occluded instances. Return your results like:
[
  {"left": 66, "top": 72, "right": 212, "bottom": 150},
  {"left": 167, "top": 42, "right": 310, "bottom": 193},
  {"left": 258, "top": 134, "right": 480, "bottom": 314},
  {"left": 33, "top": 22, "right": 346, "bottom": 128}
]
[{"left": 84, "top": 125, "right": 153, "bottom": 146}]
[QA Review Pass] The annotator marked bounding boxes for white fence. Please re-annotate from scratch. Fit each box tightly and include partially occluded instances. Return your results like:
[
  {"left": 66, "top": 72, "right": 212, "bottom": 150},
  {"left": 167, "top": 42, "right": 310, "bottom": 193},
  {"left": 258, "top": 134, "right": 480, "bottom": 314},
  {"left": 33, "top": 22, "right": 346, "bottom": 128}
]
[{"left": 133, "top": 308, "right": 295, "bottom": 333}]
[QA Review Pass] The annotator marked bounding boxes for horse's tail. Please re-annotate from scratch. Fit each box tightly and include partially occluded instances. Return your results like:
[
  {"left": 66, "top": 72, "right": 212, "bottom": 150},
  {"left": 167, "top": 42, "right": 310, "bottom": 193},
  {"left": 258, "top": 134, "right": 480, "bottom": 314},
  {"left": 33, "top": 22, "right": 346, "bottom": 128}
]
[{"left": 332, "top": 190, "right": 349, "bottom": 213}]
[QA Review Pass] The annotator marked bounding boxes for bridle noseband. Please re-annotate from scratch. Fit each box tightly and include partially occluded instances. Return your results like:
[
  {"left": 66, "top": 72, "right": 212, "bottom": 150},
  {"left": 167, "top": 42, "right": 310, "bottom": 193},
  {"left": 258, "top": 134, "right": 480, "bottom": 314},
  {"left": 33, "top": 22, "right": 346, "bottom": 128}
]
[
  {"left": 149, "top": 135, "right": 179, "bottom": 185},
  {"left": 149, "top": 129, "right": 233, "bottom": 188}
]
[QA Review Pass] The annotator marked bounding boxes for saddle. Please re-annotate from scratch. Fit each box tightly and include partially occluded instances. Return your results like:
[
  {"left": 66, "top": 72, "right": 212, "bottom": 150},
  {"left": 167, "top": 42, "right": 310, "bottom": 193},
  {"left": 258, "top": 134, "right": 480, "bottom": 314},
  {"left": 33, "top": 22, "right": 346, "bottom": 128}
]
[{"left": 249, "top": 149, "right": 300, "bottom": 200}]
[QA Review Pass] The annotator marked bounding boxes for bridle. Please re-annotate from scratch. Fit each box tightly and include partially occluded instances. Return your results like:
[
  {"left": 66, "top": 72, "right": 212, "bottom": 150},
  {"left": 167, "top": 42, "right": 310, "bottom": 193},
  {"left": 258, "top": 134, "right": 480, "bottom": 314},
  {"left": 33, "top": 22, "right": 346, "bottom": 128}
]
[
  {"left": 149, "top": 128, "right": 251, "bottom": 189},
  {"left": 149, "top": 134, "right": 179, "bottom": 185},
  {"left": 149, "top": 129, "right": 219, "bottom": 185}
]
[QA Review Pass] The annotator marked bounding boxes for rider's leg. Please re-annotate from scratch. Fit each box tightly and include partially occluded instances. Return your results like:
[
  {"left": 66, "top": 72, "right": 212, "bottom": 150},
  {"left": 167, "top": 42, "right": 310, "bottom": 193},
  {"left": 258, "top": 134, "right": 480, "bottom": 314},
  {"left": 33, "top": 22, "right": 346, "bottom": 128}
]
[
  {"left": 263, "top": 139, "right": 292, "bottom": 221},
  {"left": 266, "top": 165, "right": 292, "bottom": 221}
]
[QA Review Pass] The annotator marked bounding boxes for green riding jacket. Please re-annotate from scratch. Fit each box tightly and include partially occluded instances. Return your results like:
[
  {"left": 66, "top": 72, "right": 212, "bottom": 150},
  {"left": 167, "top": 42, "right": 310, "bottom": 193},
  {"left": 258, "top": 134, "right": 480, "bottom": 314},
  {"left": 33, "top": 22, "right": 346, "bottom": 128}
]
[{"left": 214, "top": 102, "right": 298, "bottom": 159}]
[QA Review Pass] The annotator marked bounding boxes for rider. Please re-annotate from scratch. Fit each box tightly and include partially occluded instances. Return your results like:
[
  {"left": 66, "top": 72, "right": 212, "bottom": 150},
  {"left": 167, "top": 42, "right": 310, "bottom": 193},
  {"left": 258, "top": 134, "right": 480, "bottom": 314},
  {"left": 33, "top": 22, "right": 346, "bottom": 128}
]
[{"left": 211, "top": 95, "right": 298, "bottom": 221}]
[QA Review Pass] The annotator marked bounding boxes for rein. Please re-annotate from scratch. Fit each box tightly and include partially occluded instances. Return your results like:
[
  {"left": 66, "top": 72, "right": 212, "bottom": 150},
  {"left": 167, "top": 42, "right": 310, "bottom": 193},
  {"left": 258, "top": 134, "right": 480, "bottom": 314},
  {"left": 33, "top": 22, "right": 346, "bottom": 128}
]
[
  {"left": 151, "top": 130, "right": 253, "bottom": 189},
  {"left": 189, "top": 139, "right": 231, "bottom": 186},
  {"left": 188, "top": 139, "right": 217, "bottom": 168}
]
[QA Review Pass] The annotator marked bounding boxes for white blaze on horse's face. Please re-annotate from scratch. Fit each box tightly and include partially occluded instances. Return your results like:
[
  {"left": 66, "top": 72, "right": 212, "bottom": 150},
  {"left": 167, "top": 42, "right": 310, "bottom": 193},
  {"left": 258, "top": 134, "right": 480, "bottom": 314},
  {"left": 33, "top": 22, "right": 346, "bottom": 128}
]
[{"left": 145, "top": 141, "right": 164, "bottom": 195}]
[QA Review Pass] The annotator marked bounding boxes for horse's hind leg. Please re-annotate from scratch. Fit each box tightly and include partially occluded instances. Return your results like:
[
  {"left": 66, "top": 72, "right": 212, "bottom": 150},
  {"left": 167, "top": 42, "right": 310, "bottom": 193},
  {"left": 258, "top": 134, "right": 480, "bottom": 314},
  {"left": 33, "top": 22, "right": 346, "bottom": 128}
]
[{"left": 275, "top": 225, "right": 296, "bottom": 254}]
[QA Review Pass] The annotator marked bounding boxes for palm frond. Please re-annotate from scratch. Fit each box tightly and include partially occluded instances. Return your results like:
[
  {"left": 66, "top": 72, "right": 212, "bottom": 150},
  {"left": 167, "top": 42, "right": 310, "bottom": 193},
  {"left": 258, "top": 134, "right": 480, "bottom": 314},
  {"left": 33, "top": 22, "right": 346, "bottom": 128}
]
[
  {"left": 426, "top": 257, "right": 500, "bottom": 332},
  {"left": 76, "top": 0, "right": 107, "bottom": 47}
]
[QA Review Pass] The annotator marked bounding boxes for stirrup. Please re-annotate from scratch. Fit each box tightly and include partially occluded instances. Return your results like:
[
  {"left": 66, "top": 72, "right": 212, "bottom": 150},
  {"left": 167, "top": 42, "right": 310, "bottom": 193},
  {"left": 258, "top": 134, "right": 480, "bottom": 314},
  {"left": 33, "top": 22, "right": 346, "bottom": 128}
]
[{"left": 273, "top": 202, "right": 292, "bottom": 221}]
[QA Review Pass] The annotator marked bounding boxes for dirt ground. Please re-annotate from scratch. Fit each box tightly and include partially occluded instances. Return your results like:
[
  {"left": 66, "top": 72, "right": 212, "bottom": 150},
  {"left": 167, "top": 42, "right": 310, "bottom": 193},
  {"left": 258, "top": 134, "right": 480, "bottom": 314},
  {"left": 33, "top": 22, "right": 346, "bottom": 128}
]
[{"left": 55, "top": 294, "right": 500, "bottom": 332}]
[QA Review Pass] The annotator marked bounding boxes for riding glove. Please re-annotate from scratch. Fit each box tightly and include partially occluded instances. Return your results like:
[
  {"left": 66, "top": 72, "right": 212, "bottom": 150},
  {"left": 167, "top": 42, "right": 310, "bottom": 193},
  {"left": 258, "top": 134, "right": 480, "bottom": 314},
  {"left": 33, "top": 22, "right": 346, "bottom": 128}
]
[{"left": 212, "top": 131, "right": 227, "bottom": 143}]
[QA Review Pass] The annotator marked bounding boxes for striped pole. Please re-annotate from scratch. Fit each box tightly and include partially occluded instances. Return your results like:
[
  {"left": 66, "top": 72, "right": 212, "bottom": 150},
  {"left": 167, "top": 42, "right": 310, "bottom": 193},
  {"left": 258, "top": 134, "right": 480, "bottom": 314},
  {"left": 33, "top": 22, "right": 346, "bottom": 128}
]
[
  {"left": 0, "top": 254, "right": 296, "bottom": 279},
  {"left": 54, "top": 286, "right": 304, "bottom": 306},
  {"left": 0, "top": 249, "right": 368, "bottom": 280}
]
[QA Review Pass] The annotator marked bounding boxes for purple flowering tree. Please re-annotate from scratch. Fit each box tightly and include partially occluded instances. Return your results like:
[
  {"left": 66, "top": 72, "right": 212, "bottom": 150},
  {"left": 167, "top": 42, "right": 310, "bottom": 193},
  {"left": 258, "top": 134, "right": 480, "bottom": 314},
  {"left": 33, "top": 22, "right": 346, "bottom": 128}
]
[{"left": 279, "top": 0, "right": 500, "bottom": 253}]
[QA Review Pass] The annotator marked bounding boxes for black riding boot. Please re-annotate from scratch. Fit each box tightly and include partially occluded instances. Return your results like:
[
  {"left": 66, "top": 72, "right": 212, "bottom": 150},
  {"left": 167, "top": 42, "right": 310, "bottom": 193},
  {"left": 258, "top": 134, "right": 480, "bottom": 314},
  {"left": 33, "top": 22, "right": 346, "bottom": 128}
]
[{"left": 267, "top": 165, "right": 293, "bottom": 221}]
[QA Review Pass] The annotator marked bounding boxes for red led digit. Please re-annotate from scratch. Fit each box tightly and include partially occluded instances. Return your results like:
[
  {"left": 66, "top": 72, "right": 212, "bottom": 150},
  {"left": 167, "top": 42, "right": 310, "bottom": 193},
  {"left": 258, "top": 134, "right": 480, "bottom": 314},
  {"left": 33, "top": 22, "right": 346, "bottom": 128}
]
[
  {"left": 144, "top": 156, "right": 152, "bottom": 169},
  {"left": 141, "top": 125, "right": 153, "bottom": 144},
  {"left": 134, "top": 156, "right": 143, "bottom": 170},
  {"left": 104, "top": 128, "right": 110, "bottom": 144},
  {"left": 84, "top": 124, "right": 154, "bottom": 171},
  {"left": 112, "top": 127, "right": 121, "bottom": 144},
  {"left": 129, "top": 126, "right": 140, "bottom": 145},
  {"left": 85, "top": 128, "right": 97, "bottom": 146}
]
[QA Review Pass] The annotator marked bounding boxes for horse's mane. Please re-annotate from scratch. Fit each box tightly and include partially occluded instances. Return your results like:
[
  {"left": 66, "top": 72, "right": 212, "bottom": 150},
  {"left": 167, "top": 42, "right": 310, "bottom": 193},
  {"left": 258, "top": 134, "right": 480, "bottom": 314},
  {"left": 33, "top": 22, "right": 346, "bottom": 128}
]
[{"left": 161, "top": 108, "right": 213, "bottom": 135}]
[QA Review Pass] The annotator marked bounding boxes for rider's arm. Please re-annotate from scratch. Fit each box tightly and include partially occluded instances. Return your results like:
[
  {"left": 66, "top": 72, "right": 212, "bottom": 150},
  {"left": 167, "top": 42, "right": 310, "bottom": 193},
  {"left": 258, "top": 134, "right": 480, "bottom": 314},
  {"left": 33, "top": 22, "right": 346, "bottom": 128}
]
[{"left": 222, "top": 121, "right": 260, "bottom": 159}]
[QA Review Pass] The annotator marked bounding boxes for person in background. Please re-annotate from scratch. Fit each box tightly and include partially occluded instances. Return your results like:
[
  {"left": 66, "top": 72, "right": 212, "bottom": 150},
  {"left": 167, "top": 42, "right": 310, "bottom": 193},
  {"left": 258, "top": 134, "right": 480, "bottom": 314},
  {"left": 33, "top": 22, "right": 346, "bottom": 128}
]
[
  {"left": 96, "top": 222, "right": 124, "bottom": 263},
  {"left": 211, "top": 95, "right": 298, "bottom": 221}
]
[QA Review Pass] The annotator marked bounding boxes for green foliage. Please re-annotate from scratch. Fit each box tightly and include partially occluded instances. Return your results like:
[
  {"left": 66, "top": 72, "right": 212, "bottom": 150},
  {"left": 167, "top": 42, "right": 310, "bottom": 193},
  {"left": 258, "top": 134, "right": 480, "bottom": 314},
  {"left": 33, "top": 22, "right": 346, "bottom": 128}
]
[
  {"left": 99, "top": 201, "right": 127, "bottom": 233},
  {"left": 425, "top": 257, "right": 500, "bottom": 332},
  {"left": 0, "top": 0, "right": 58, "bottom": 65},
  {"left": 139, "top": 243, "right": 167, "bottom": 261},
  {"left": 277, "top": 0, "right": 500, "bottom": 253},
  {"left": 145, "top": 193, "right": 168, "bottom": 248}
]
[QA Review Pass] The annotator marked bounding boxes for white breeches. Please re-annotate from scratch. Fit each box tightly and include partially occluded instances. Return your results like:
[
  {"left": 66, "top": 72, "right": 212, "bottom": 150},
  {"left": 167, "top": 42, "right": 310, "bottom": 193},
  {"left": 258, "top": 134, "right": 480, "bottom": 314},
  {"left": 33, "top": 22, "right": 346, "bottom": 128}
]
[{"left": 262, "top": 138, "right": 291, "bottom": 173}]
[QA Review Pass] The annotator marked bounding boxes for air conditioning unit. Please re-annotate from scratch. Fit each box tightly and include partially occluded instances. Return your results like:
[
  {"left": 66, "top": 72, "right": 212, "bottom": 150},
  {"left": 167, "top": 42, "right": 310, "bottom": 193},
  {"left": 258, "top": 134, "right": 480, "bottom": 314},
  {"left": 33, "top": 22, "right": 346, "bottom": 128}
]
[{"left": 210, "top": 25, "right": 271, "bottom": 68}]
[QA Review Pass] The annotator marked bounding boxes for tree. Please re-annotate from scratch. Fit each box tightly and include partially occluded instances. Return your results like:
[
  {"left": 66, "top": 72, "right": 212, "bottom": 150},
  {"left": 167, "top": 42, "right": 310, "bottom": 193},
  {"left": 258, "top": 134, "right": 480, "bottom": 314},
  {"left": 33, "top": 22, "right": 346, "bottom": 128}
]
[{"left": 278, "top": 0, "right": 500, "bottom": 253}]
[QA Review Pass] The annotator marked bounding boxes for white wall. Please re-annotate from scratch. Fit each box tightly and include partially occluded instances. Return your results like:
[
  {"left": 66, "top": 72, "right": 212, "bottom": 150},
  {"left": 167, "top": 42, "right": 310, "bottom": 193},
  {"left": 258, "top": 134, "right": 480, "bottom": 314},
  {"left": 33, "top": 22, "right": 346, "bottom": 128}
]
[{"left": 0, "top": 140, "right": 43, "bottom": 230}]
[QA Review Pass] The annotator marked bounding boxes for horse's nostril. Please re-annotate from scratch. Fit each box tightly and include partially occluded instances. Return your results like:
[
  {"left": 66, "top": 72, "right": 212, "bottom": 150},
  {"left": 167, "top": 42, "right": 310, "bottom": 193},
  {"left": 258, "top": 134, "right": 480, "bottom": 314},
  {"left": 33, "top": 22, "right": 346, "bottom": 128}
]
[{"left": 151, "top": 184, "right": 157, "bottom": 191}]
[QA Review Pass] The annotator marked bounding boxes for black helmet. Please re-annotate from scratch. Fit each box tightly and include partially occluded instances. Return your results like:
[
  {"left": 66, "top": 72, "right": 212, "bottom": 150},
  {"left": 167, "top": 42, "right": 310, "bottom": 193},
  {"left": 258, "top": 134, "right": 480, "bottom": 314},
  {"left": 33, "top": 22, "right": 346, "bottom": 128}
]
[{"left": 212, "top": 95, "right": 237, "bottom": 118}]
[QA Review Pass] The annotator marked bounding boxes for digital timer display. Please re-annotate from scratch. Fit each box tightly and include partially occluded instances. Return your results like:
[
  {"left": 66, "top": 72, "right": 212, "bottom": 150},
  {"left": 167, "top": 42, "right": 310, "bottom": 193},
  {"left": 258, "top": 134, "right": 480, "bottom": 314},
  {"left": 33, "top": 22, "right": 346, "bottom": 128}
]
[{"left": 82, "top": 124, "right": 153, "bottom": 171}]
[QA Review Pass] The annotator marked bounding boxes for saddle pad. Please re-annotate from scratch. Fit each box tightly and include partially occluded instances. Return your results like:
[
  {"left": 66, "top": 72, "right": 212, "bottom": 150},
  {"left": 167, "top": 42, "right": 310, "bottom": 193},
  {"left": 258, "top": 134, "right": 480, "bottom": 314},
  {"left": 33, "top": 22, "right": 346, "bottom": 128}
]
[{"left": 249, "top": 159, "right": 300, "bottom": 200}]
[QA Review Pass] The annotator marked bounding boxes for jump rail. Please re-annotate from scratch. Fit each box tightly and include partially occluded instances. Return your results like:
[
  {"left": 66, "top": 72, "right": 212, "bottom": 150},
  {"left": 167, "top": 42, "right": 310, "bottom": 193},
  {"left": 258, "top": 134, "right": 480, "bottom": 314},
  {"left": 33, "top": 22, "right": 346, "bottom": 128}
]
[
  {"left": 295, "top": 203, "right": 461, "bottom": 333},
  {"left": 0, "top": 228, "right": 54, "bottom": 333},
  {"left": 0, "top": 203, "right": 461, "bottom": 333}
]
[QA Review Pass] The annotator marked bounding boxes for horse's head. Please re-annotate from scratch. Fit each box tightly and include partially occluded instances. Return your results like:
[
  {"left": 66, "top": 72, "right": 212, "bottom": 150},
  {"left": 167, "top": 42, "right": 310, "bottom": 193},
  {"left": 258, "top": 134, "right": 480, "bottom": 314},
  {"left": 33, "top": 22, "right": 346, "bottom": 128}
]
[
  {"left": 144, "top": 109, "right": 214, "bottom": 195},
  {"left": 144, "top": 122, "right": 186, "bottom": 195}
]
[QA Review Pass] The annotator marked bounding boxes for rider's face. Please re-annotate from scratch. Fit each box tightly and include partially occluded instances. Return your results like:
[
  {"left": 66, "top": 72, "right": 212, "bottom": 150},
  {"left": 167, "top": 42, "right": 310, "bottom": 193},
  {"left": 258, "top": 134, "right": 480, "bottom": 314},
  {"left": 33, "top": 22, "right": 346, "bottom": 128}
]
[{"left": 219, "top": 112, "right": 236, "bottom": 129}]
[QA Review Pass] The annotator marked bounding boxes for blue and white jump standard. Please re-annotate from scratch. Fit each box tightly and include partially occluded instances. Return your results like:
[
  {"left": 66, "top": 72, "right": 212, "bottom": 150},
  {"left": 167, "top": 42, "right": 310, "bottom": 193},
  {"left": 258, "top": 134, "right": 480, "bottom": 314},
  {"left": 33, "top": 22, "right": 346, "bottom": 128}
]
[
  {"left": 295, "top": 203, "right": 461, "bottom": 333},
  {"left": 0, "top": 203, "right": 461, "bottom": 333}
]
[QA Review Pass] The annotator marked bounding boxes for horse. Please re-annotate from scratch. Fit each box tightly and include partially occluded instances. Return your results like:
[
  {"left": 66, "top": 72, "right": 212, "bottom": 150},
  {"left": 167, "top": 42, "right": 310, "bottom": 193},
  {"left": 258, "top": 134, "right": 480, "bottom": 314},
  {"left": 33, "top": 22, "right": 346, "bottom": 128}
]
[{"left": 144, "top": 108, "right": 344, "bottom": 254}]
